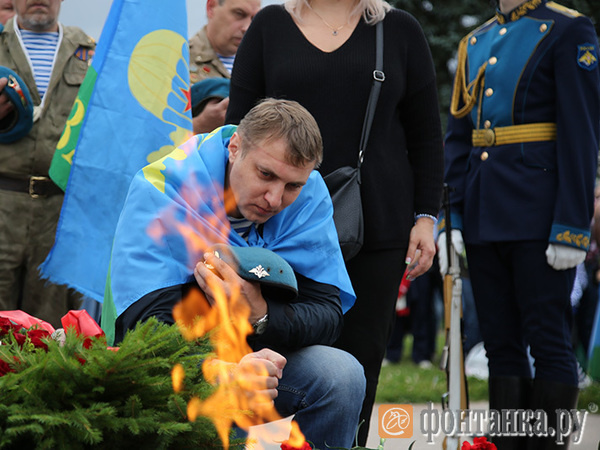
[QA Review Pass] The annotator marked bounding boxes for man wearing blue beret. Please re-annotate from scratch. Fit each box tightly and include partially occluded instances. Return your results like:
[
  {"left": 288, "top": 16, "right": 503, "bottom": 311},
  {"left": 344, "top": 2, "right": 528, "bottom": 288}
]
[
  {"left": 102, "top": 98, "right": 364, "bottom": 449},
  {"left": 439, "top": 0, "right": 600, "bottom": 448},
  {"left": 0, "top": 0, "right": 95, "bottom": 327}
]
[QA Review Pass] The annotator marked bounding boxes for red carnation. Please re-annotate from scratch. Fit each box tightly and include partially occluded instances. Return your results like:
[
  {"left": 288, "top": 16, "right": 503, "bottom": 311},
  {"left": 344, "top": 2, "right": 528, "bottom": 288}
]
[
  {"left": 27, "top": 329, "right": 51, "bottom": 350},
  {"left": 82, "top": 333, "right": 105, "bottom": 350},
  {"left": 0, "top": 358, "right": 15, "bottom": 376},
  {"left": 462, "top": 436, "right": 497, "bottom": 450},
  {"left": 11, "top": 331, "right": 26, "bottom": 347},
  {"left": 0, "top": 317, "right": 20, "bottom": 335}
]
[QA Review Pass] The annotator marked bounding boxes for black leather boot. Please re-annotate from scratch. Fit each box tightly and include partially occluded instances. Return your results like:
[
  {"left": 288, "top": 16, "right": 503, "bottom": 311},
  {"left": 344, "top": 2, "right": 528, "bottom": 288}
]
[
  {"left": 525, "top": 379, "right": 579, "bottom": 450},
  {"left": 488, "top": 376, "right": 532, "bottom": 450}
]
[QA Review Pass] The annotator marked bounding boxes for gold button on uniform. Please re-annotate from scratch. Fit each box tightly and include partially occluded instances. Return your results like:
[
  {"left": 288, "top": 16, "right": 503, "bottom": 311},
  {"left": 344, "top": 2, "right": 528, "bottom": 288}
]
[
  {"left": 485, "top": 88, "right": 494, "bottom": 97},
  {"left": 484, "top": 120, "right": 491, "bottom": 129},
  {"left": 481, "top": 151, "right": 489, "bottom": 161},
  {"left": 470, "top": 36, "right": 477, "bottom": 45},
  {"left": 499, "top": 27, "right": 507, "bottom": 36},
  {"left": 489, "top": 56, "right": 498, "bottom": 65},
  {"left": 540, "top": 24, "right": 547, "bottom": 32}
]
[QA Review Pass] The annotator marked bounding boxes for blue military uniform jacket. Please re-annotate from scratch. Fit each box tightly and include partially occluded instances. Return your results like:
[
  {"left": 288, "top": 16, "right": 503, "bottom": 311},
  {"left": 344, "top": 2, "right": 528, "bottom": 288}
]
[{"left": 444, "top": 0, "right": 600, "bottom": 251}]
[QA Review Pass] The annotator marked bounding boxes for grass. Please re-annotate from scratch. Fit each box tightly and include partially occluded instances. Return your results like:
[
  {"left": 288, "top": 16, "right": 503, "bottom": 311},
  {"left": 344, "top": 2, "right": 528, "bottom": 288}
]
[
  {"left": 375, "top": 334, "right": 600, "bottom": 413},
  {"left": 375, "top": 334, "right": 488, "bottom": 405}
]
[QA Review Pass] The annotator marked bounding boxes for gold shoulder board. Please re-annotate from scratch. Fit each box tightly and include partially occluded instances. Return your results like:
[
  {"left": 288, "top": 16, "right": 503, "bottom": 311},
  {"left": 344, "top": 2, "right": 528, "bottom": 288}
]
[{"left": 545, "top": 2, "right": 582, "bottom": 18}]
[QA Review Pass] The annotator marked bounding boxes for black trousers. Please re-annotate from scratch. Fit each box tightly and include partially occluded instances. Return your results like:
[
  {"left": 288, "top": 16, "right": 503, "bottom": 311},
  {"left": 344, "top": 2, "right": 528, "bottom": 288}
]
[
  {"left": 466, "top": 240, "right": 578, "bottom": 385},
  {"left": 334, "top": 247, "right": 406, "bottom": 445}
]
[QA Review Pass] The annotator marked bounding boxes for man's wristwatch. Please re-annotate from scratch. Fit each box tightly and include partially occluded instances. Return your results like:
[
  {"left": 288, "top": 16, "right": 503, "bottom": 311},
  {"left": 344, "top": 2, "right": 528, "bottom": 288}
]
[{"left": 252, "top": 313, "right": 269, "bottom": 335}]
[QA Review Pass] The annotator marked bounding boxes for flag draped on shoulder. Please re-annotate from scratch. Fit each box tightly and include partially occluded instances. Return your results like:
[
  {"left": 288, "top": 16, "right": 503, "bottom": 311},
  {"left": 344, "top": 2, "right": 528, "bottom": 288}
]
[
  {"left": 101, "top": 126, "right": 355, "bottom": 344},
  {"left": 41, "top": 0, "right": 192, "bottom": 301}
]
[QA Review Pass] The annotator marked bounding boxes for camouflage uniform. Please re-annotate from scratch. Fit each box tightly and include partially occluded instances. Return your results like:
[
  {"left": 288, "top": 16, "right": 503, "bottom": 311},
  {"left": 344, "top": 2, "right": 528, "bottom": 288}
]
[
  {"left": 0, "top": 17, "right": 95, "bottom": 327},
  {"left": 188, "top": 26, "right": 230, "bottom": 84}
]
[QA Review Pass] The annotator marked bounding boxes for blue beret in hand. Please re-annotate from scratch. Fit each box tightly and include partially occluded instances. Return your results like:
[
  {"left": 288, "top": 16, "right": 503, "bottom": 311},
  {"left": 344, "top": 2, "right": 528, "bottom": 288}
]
[
  {"left": 0, "top": 67, "right": 33, "bottom": 143},
  {"left": 190, "top": 78, "right": 230, "bottom": 117},
  {"left": 206, "top": 243, "right": 298, "bottom": 301}
]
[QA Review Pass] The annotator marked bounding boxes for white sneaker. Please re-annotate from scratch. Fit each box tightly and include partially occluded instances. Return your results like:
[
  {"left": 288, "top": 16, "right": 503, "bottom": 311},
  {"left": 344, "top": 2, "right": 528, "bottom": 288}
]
[{"left": 417, "top": 360, "right": 433, "bottom": 369}]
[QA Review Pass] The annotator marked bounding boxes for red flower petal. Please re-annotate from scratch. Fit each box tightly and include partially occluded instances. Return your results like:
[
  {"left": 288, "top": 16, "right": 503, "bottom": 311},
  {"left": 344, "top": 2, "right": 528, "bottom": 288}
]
[
  {"left": 0, "top": 317, "right": 20, "bottom": 335},
  {"left": 0, "top": 358, "right": 15, "bottom": 376},
  {"left": 470, "top": 436, "right": 497, "bottom": 450},
  {"left": 27, "top": 329, "right": 50, "bottom": 350},
  {"left": 83, "top": 337, "right": 93, "bottom": 349},
  {"left": 11, "top": 331, "right": 26, "bottom": 347}
]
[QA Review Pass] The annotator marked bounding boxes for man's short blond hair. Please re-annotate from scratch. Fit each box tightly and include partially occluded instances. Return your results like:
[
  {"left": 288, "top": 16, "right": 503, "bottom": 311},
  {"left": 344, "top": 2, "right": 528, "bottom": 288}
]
[{"left": 236, "top": 98, "right": 323, "bottom": 168}]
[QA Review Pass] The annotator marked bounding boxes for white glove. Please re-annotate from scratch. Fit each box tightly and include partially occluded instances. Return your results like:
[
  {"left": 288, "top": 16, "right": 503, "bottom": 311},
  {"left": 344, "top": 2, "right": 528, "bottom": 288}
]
[
  {"left": 545, "top": 244, "right": 586, "bottom": 270},
  {"left": 437, "top": 229, "right": 465, "bottom": 276}
]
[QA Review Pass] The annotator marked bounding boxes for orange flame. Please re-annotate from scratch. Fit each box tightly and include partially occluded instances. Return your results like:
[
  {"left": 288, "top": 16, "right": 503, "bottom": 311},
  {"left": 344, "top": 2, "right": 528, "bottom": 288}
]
[
  {"left": 157, "top": 179, "right": 306, "bottom": 449},
  {"left": 172, "top": 363, "right": 185, "bottom": 393}
]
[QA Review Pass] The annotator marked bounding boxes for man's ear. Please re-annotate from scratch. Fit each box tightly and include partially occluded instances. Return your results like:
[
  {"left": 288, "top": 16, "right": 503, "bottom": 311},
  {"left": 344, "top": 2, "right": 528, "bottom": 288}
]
[
  {"left": 206, "top": 0, "right": 218, "bottom": 19},
  {"left": 228, "top": 131, "right": 240, "bottom": 163}
]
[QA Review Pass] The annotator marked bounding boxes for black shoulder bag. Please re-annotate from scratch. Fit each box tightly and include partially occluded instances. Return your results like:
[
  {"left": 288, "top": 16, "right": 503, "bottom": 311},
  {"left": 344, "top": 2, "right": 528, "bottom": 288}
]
[{"left": 323, "top": 21, "right": 384, "bottom": 261}]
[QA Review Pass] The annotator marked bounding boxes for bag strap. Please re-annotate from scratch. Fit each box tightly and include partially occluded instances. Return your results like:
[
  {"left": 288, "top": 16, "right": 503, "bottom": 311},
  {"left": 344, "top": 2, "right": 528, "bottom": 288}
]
[{"left": 357, "top": 20, "right": 384, "bottom": 173}]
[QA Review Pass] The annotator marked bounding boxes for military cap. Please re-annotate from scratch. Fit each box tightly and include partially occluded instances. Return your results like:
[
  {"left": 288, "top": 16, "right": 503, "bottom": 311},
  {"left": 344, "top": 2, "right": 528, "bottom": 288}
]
[
  {"left": 0, "top": 67, "right": 33, "bottom": 143},
  {"left": 206, "top": 243, "right": 298, "bottom": 301}
]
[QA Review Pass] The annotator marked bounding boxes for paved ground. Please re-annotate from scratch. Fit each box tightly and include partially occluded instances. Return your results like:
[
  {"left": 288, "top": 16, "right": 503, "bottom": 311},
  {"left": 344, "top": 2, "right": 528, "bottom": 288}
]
[{"left": 366, "top": 402, "right": 600, "bottom": 450}]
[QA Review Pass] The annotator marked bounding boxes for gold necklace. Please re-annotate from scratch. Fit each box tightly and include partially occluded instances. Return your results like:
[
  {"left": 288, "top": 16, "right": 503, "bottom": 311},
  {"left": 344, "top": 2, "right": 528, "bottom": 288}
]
[{"left": 307, "top": 2, "right": 349, "bottom": 36}]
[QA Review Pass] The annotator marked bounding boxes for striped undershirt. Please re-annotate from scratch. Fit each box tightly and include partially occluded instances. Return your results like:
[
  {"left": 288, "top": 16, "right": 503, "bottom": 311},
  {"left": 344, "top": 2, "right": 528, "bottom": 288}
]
[
  {"left": 229, "top": 216, "right": 254, "bottom": 241},
  {"left": 20, "top": 29, "right": 59, "bottom": 98},
  {"left": 218, "top": 54, "right": 235, "bottom": 74}
]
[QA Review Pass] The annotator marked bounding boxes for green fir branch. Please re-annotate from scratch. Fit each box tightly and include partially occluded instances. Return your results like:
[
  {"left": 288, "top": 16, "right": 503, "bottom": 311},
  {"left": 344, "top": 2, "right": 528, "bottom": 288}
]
[{"left": 0, "top": 318, "right": 238, "bottom": 449}]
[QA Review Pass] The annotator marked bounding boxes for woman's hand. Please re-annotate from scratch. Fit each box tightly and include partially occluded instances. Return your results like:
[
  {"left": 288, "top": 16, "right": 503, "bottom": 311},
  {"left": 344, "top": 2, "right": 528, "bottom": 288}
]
[{"left": 405, "top": 217, "right": 436, "bottom": 280}]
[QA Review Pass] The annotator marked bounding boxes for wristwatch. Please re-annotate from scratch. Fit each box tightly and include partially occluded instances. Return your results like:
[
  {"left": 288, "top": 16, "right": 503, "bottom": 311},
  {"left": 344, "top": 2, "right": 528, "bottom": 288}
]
[{"left": 252, "top": 313, "right": 269, "bottom": 335}]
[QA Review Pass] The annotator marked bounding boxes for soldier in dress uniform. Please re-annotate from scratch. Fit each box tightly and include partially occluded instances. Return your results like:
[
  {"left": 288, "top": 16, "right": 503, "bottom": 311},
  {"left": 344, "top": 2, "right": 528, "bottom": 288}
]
[{"left": 438, "top": 0, "right": 600, "bottom": 448}]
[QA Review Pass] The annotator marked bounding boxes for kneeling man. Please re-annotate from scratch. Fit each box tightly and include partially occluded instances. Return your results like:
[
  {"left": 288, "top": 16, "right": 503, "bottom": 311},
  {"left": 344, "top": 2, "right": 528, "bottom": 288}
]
[{"left": 102, "top": 99, "right": 365, "bottom": 449}]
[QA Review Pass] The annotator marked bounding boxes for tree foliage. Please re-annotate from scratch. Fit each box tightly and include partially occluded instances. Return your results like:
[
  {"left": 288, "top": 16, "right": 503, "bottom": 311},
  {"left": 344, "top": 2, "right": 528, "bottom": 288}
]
[{"left": 0, "top": 319, "right": 243, "bottom": 450}]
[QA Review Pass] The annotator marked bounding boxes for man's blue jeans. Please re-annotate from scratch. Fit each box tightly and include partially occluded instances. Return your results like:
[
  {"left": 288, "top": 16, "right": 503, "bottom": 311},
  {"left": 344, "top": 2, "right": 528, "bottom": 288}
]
[{"left": 275, "top": 345, "right": 366, "bottom": 449}]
